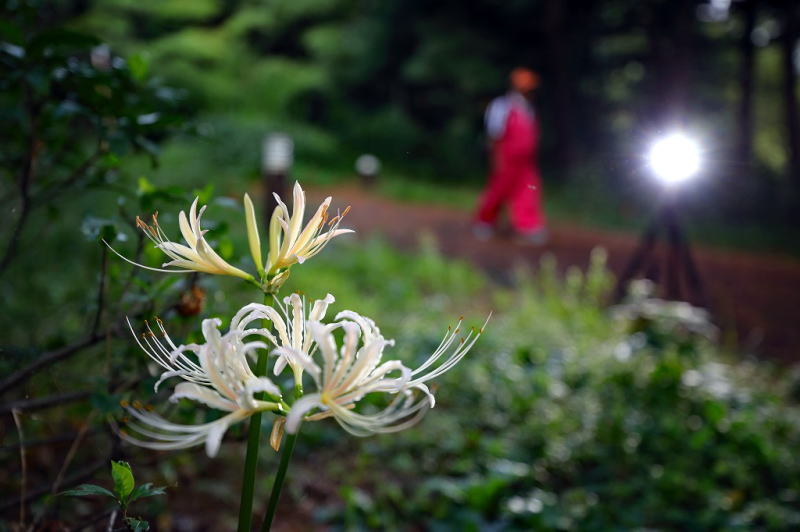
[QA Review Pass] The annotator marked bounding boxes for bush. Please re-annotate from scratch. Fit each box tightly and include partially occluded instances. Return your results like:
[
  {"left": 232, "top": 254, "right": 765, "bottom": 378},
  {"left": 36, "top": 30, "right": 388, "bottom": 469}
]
[{"left": 287, "top": 247, "right": 800, "bottom": 531}]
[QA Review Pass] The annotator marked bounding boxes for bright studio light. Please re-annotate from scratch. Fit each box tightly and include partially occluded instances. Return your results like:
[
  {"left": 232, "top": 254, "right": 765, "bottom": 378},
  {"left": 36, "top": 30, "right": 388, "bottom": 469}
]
[{"left": 647, "top": 133, "right": 701, "bottom": 185}]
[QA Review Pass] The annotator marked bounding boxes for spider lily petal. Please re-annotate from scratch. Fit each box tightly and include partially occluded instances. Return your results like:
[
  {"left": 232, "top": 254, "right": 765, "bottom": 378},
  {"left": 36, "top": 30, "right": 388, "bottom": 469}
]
[
  {"left": 109, "top": 197, "right": 254, "bottom": 281},
  {"left": 120, "top": 407, "right": 250, "bottom": 457},
  {"left": 405, "top": 314, "right": 492, "bottom": 401},
  {"left": 229, "top": 293, "right": 336, "bottom": 385},
  {"left": 121, "top": 315, "right": 283, "bottom": 457},
  {"left": 243, "top": 193, "right": 264, "bottom": 274},
  {"left": 283, "top": 311, "right": 488, "bottom": 435},
  {"left": 265, "top": 182, "right": 353, "bottom": 288},
  {"left": 280, "top": 327, "right": 425, "bottom": 435}
]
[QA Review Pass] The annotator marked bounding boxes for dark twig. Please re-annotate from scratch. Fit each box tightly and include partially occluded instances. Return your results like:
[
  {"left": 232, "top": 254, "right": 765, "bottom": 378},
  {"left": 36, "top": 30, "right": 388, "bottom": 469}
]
[
  {"left": 29, "top": 414, "right": 96, "bottom": 531},
  {"left": 53, "top": 415, "right": 95, "bottom": 495},
  {"left": 70, "top": 508, "right": 114, "bottom": 532},
  {"left": 114, "top": 232, "right": 145, "bottom": 316},
  {"left": 0, "top": 282, "right": 185, "bottom": 396},
  {"left": 0, "top": 336, "right": 102, "bottom": 396},
  {"left": 0, "top": 391, "right": 92, "bottom": 414},
  {"left": 0, "top": 126, "right": 102, "bottom": 276},
  {"left": 34, "top": 148, "right": 104, "bottom": 208},
  {"left": 0, "top": 89, "right": 38, "bottom": 277},
  {"left": 0, "top": 459, "right": 107, "bottom": 512},
  {"left": 92, "top": 246, "right": 109, "bottom": 336},
  {"left": 0, "top": 196, "right": 32, "bottom": 276},
  {"left": 12, "top": 408, "right": 27, "bottom": 529},
  {"left": 106, "top": 509, "right": 118, "bottom": 532},
  {"left": 0, "top": 429, "right": 100, "bottom": 453}
]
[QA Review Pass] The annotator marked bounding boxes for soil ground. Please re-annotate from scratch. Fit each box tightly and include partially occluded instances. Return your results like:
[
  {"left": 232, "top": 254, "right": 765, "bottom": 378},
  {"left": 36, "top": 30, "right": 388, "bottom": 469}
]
[{"left": 313, "top": 183, "right": 800, "bottom": 363}]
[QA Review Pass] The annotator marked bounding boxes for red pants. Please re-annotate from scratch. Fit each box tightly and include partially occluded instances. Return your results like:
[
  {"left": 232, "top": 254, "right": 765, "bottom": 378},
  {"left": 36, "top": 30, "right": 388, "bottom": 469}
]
[{"left": 475, "top": 157, "right": 545, "bottom": 233}]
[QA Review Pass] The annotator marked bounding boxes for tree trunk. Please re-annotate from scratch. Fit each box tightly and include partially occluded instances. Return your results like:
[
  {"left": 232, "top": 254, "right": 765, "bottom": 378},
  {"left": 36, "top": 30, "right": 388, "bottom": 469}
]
[
  {"left": 735, "top": 0, "right": 757, "bottom": 169},
  {"left": 780, "top": 2, "right": 800, "bottom": 190},
  {"left": 646, "top": 0, "right": 695, "bottom": 129},
  {"left": 543, "top": 0, "right": 575, "bottom": 179}
]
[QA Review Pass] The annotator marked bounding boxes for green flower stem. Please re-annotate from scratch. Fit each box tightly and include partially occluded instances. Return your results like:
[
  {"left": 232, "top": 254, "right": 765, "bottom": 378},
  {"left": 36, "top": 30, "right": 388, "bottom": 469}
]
[
  {"left": 260, "top": 431, "right": 298, "bottom": 531},
  {"left": 237, "top": 349, "right": 270, "bottom": 532},
  {"left": 238, "top": 291, "right": 273, "bottom": 532}
]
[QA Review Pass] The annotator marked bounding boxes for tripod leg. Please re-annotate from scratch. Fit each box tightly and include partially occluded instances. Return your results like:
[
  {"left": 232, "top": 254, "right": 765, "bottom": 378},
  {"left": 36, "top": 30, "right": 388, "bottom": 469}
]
[
  {"left": 677, "top": 232, "right": 709, "bottom": 309},
  {"left": 665, "top": 207, "right": 709, "bottom": 308},
  {"left": 664, "top": 207, "right": 684, "bottom": 300},
  {"left": 613, "top": 215, "right": 661, "bottom": 301}
]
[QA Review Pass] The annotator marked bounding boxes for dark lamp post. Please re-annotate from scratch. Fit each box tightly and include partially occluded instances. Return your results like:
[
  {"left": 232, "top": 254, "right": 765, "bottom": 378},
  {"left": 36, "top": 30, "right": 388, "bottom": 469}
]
[
  {"left": 355, "top": 154, "right": 380, "bottom": 188},
  {"left": 262, "top": 133, "right": 293, "bottom": 225}
]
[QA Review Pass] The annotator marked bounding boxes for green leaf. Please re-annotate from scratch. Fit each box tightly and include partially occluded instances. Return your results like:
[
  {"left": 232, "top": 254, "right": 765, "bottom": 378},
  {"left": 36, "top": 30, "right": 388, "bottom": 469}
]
[
  {"left": 137, "top": 176, "right": 155, "bottom": 195},
  {"left": 0, "top": 19, "right": 24, "bottom": 44},
  {"left": 111, "top": 461, "right": 135, "bottom": 502},
  {"left": 60, "top": 483, "right": 116, "bottom": 499},
  {"left": 128, "top": 53, "right": 149, "bottom": 81},
  {"left": 125, "top": 517, "right": 150, "bottom": 531},
  {"left": 128, "top": 482, "right": 167, "bottom": 503},
  {"left": 193, "top": 183, "right": 214, "bottom": 204}
]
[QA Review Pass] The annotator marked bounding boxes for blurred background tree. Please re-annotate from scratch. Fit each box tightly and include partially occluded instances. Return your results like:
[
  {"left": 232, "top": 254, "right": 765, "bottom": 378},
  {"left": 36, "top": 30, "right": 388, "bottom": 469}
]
[{"left": 54, "top": 0, "right": 798, "bottom": 233}]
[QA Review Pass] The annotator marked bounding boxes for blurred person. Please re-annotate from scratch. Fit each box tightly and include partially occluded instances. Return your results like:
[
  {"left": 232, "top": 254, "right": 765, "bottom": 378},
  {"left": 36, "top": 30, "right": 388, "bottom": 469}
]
[{"left": 473, "top": 67, "right": 547, "bottom": 244}]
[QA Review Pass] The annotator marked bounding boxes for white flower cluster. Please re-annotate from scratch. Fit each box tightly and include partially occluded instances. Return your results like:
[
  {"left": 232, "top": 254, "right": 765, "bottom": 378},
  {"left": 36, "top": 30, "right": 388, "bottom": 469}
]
[
  {"left": 121, "top": 294, "right": 487, "bottom": 456},
  {"left": 110, "top": 182, "right": 487, "bottom": 457}
]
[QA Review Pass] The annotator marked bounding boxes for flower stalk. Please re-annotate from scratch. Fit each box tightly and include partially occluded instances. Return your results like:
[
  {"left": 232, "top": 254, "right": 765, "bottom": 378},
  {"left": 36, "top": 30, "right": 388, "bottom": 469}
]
[
  {"left": 237, "top": 353, "right": 271, "bottom": 531},
  {"left": 238, "top": 293, "right": 273, "bottom": 532},
  {"left": 260, "top": 431, "right": 298, "bottom": 532}
]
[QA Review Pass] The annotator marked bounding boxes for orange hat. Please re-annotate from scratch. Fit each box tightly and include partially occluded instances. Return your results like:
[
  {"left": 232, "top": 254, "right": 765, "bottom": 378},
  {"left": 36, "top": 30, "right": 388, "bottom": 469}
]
[{"left": 510, "top": 67, "right": 540, "bottom": 92}]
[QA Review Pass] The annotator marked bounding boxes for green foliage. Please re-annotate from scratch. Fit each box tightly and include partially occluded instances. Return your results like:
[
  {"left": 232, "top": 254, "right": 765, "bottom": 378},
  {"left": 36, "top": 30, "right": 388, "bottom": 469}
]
[
  {"left": 61, "top": 461, "right": 166, "bottom": 530},
  {"left": 60, "top": 0, "right": 799, "bottom": 254},
  {"left": 61, "top": 484, "right": 116, "bottom": 499},
  {"left": 0, "top": 0, "right": 187, "bottom": 350},
  {"left": 111, "top": 461, "right": 135, "bottom": 503},
  {"left": 279, "top": 247, "right": 800, "bottom": 530},
  {"left": 125, "top": 517, "right": 151, "bottom": 532}
]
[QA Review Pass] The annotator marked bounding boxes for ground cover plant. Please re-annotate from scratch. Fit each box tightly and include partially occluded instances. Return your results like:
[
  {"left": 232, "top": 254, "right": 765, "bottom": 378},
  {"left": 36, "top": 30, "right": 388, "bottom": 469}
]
[
  {"left": 4, "top": 215, "right": 800, "bottom": 529},
  {"left": 282, "top": 248, "right": 800, "bottom": 530}
]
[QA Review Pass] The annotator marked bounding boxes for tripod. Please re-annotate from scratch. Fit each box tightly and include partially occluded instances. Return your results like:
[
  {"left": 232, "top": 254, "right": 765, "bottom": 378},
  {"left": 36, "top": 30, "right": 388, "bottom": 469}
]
[{"left": 613, "top": 199, "right": 708, "bottom": 307}]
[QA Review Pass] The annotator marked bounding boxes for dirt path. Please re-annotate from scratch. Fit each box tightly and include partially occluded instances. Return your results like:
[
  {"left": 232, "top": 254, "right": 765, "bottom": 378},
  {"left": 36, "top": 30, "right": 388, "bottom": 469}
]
[{"left": 313, "top": 184, "right": 800, "bottom": 363}]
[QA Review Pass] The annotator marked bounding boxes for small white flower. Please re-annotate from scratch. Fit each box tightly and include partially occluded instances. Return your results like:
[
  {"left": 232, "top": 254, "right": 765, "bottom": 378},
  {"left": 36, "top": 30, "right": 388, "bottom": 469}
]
[
  {"left": 120, "top": 316, "right": 283, "bottom": 457},
  {"left": 108, "top": 197, "right": 254, "bottom": 281},
  {"left": 280, "top": 311, "right": 488, "bottom": 436},
  {"left": 265, "top": 182, "right": 353, "bottom": 285}
]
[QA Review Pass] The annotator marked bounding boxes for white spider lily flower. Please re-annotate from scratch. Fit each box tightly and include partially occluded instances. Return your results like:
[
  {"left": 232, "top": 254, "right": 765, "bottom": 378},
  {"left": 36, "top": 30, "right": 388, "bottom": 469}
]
[
  {"left": 265, "top": 182, "right": 353, "bottom": 284},
  {"left": 120, "top": 316, "right": 284, "bottom": 457},
  {"left": 229, "top": 293, "right": 336, "bottom": 387},
  {"left": 281, "top": 312, "right": 488, "bottom": 436},
  {"left": 107, "top": 197, "right": 255, "bottom": 281}
]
